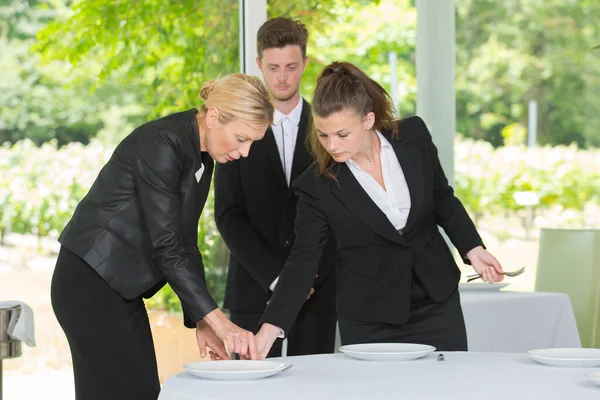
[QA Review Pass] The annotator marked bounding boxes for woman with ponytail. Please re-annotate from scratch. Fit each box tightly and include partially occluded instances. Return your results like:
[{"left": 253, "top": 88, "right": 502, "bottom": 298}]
[
  {"left": 51, "top": 73, "right": 274, "bottom": 399},
  {"left": 255, "top": 61, "right": 503, "bottom": 357}
]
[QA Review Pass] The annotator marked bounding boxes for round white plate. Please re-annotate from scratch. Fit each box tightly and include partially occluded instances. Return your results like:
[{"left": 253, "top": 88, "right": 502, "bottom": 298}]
[
  {"left": 339, "top": 343, "right": 435, "bottom": 361},
  {"left": 527, "top": 348, "right": 600, "bottom": 367},
  {"left": 183, "top": 360, "right": 290, "bottom": 381},
  {"left": 585, "top": 371, "right": 600, "bottom": 386},
  {"left": 459, "top": 282, "right": 509, "bottom": 292}
]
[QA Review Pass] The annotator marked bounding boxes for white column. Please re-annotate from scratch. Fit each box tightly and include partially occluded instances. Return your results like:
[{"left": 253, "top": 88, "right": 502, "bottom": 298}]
[
  {"left": 239, "top": 0, "right": 267, "bottom": 77},
  {"left": 416, "top": 0, "right": 456, "bottom": 187}
]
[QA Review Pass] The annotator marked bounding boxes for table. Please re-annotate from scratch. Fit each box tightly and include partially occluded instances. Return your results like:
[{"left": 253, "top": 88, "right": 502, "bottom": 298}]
[
  {"left": 460, "top": 291, "right": 581, "bottom": 352},
  {"left": 158, "top": 352, "right": 600, "bottom": 400},
  {"left": 327, "top": 290, "right": 581, "bottom": 353}
]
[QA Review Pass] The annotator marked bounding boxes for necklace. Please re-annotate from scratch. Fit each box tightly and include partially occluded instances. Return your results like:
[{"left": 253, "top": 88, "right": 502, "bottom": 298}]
[{"left": 366, "top": 132, "right": 378, "bottom": 166}]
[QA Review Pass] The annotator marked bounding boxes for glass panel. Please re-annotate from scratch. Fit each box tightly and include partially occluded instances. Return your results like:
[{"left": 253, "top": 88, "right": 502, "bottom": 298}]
[{"left": 455, "top": 0, "right": 600, "bottom": 292}]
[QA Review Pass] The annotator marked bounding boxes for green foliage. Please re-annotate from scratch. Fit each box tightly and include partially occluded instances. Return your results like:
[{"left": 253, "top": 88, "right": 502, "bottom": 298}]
[
  {"left": 454, "top": 136, "right": 600, "bottom": 218},
  {"left": 455, "top": 0, "right": 600, "bottom": 148},
  {"left": 34, "top": 0, "right": 386, "bottom": 118},
  {"left": 24, "top": 0, "right": 600, "bottom": 149},
  {"left": 0, "top": 0, "right": 148, "bottom": 145}
]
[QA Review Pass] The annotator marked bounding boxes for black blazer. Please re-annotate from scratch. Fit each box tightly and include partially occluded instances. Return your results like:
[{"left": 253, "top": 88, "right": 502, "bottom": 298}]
[
  {"left": 214, "top": 99, "right": 336, "bottom": 313},
  {"left": 59, "top": 109, "right": 218, "bottom": 327},
  {"left": 261, "top": 116, "right": 483, "bottom": 333}
]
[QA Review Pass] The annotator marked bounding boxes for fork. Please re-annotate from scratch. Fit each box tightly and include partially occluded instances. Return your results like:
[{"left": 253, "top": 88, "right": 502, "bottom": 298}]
[{"left": 466, "top": 266, "right": 526, "bottom": 283}]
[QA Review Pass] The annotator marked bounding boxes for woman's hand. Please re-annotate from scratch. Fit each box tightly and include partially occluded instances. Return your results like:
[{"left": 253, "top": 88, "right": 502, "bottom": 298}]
[
  {"left": 195, "top": 319, "right": 229, "bottom": 360},
  {"left": 252, "top": 323, "right": 282, "bottom": 360},
  {"left": 466, "top": 245, "right": 504, "bottom": 283},
  {"left": 200, "top": 308, "right": 258, "bottom": 360}
]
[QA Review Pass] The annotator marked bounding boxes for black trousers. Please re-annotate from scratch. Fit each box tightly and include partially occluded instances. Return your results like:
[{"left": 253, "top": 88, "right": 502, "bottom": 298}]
[
  {"left": 338, "top": 272, "right": 468, "bottom": 351},
  {"left": 51, "top": 247, "right": 161, "bottom": 400},
  {"left": 229, "top": 308, "right": 337, "bottom": 358}
]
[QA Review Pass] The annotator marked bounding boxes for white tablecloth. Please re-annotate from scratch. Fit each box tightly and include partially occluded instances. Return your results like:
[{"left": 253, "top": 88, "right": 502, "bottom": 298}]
[
  {"left": 460, "top": 291, "right": 581, "bottom": 352},
  {"left": 158, "top": 352, "right": 600, "bottom": 400},
  {"left": 329, "top": 290, "right": 581, "bottom": 353}
]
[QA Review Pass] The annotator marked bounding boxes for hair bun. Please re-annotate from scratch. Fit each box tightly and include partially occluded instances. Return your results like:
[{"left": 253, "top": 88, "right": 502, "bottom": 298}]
[
  {"left": 200, "top": 80, "right": 217, "bottom": 100},
  {"left": 321, "top": 62, "right": 355, "bottom": 80}
]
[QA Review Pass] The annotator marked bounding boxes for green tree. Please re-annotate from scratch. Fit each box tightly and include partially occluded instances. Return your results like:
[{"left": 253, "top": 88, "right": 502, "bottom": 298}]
[
  {"left": 0, "top": 0, "right": 146, "bottom": 145},
  {"left": 455, "top": 0, "right": 600, "bottom": 148},
  {"left": 34, "top": 0, "right": 384, "bottom": 117}
]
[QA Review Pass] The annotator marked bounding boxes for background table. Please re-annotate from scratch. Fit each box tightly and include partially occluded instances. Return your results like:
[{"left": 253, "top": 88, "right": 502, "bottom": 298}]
[
  {"left": 329, "top": 290, "right": 581, "bottom": 353},
  {"left": 460, "top": 290, "right": 581, "bottom": 352},
  {"left": 159, "top": 352, "right": 600, "bottom": 400}
]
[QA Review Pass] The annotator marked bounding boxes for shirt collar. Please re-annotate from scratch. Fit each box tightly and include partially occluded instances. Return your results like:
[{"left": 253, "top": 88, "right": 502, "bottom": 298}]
[
  {"left": 273, "top": 98, "right": 303, "bottom": 127},
  {"left": 376, "top": 130, "right": 393, "bottom": 150},
  {"left": 346, "top": 130, "right": 389, "bottom": 170}
]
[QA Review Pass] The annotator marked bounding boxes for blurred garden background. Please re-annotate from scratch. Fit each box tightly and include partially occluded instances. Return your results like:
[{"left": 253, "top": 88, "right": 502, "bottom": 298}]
[{"left": 1, "top": 0, "right": 599, "bottom": 398}]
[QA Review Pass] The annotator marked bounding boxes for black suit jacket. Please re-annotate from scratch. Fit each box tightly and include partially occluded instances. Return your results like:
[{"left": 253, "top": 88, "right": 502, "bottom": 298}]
[
  {"left": 261, "top": 116, "right": 484, "bottom": 333},
  {"left": 59, "top": 109, "right": 218, "bottom": 327},
  {"left": 214, "top": 99, "right": 336, "bottom": 313}
]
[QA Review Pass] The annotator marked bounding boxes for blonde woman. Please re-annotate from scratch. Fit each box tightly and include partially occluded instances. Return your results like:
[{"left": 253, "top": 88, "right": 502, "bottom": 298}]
[{"left": 51, "top": 73, "right": 274, "bottom": 399}]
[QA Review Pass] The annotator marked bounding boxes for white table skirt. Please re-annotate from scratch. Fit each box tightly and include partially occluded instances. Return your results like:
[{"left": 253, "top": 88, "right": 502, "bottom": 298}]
[
  {"left": 329, "top": 290, "right": 581, "bottom": 353},
  {"left": 460, "top": 291, "right": 581, "bottom": 352},
  {"left": 158, "top": 352, "right": 600, "bottom": 400}
]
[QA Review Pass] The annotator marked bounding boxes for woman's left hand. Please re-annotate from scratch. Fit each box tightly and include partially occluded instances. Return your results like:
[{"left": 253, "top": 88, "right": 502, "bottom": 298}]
[{"left": 466, "top": 245, "right": 504, "bottom": 283}]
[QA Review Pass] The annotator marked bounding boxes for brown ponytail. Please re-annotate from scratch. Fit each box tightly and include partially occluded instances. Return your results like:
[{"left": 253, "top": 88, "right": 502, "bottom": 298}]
[{"left": 309, "top": 61, "right": 398, "bottom": 179}]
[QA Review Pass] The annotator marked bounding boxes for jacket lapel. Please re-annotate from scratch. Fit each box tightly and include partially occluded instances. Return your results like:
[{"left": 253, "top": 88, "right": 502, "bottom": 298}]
[
  {"left": 290, "top": 99, "right": 312, "bottom": 183},
  {"left": 387, "top": 132, "right": 425, "bottom": 234},
  {"left": 188, "top": 111, "right": 207, "bottom": 187},
  {"left": 263, "top": 126, "right": 287, "bottom": 185},
  {"left": 329, "top": 164, "right": 406, "bottom": 245}
]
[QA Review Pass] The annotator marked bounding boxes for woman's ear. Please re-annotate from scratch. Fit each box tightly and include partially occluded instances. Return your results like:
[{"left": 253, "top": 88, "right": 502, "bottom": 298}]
[
  {"left": 364, "top": 112, "right": 375, "bottom": 130},
  {"left": 205, "top": 107, "right": 220, "bottom": 129}
]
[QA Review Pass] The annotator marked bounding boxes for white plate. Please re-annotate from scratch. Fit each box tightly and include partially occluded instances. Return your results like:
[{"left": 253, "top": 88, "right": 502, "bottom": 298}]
[
  {"left": 527, "top": 348, "right": 600, "bottom": 367},
  {"left": 339, "top": 343, "right": 435, "bottom": 361},
  {"left": 183, "top": 360, "right": 291, "bottom": 381},
  {"left": 459, "top": 282, "right": 509, "bottom": 292},
  {"left": 585, "top": 371, "right": 600, "bottom": 386}
]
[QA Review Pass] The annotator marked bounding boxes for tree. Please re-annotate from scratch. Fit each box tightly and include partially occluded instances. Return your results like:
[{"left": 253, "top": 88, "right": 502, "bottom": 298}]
[
  {"left": 455, "top": 0, "right": 600, "bottom": 148},
  {"left": 34, "top": 0, "right": 388, "bottom": 117},
  {"left": 0, "top": 0, "right": 145, "bottom": 145}
]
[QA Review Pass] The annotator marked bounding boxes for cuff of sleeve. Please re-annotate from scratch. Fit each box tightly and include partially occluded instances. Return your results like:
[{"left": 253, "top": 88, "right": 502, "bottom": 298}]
[
  {"left": 269, "top": 276, "right": 280, "bottom": 291},
  {"left": 277, "top": 327, "right": 285, "bottom": 339}
]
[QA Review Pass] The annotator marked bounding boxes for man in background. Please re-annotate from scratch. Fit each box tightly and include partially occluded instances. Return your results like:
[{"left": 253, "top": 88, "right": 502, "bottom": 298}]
[{"left": 214, "top": 17, "right": 337, "bottom": 357}]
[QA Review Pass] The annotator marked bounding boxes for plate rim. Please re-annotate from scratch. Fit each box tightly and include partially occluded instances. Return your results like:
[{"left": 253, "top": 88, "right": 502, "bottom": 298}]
[
  {"left": 183, "top": 360, "right": 287, "bottom": 374},
  {"left": 527, "top": 348, "right": 600, "bottom": 362},
  {"left": 339, "top": 343, "right": 436, "bottom": 355},
  {"left": 459, "top": 282, "right": 510, "bottom": 290}
]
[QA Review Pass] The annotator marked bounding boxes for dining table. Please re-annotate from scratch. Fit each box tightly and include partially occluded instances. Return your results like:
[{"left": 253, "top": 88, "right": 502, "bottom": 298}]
[{"left": 158, "top": 351, "right": 600, "bottom": 399}]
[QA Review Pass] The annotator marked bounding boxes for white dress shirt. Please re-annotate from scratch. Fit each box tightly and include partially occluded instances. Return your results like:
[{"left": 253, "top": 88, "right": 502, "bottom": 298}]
[
  {"left": 272, "top": 99, "right": 303, "bottom": 186},
  {"left": 346, "top": 131, "right": 411, "bottom": 232}
]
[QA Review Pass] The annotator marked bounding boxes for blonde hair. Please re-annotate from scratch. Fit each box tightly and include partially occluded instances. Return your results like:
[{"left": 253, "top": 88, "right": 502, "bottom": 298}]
[{"left": 200, "top": 73, "right": 274, "bottom": 128}]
